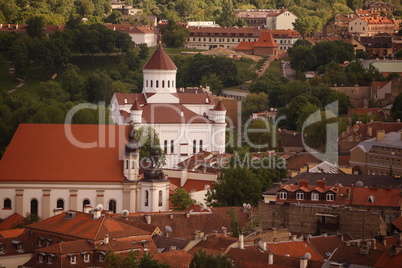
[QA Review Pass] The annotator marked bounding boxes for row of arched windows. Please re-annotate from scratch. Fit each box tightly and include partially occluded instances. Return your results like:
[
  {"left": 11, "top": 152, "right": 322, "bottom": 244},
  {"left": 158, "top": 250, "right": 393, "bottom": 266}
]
[
  {"left": 144, "top": 190, "right": 163, "bottom": 207},
  {"left": 145, "top": 79, "right": 174, "bottom": 88},
  {"left": 163, "top": 140, "right": 174, "bottom": 154},
  {"left": 193, "top": 140, "right": 203, "bottom": 154},
  {"left": 2, "top": 198, "right": 117, "bottom": 215}
]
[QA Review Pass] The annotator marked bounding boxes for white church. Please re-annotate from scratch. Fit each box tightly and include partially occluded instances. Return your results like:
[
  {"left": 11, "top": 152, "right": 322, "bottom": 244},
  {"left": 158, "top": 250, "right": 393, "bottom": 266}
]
[
  {"left": 0, "top": 45, "right": 225, "bottom": 220},
  {"left": 110, "top": 44, "right": 227, "bottom": 168}
]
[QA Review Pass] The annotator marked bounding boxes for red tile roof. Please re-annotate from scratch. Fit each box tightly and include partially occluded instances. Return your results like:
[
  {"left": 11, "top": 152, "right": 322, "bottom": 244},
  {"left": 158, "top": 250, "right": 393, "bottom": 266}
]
[
  {"left": 267, "top": 241, "right": 323, "bottom": 261},
  {"left": 130, "top": 98, "right": 142, "bottom": 110},
  {"left": 0, "top": 228, "right": 25, "bottom": 238},
  {"left": 188, "top": 26, "right": 260, "bottom": 37},
  {"left": 308, "top": 235, "right": 342, "bottom": 259},
  {"left": 140, "top": 103, "right": 213, "bottom": 124},
  {"left": 330, "top": 242, "right": 385, "bottom": 266},
  {"left": 188, "top": 235, "right": 238, "bottom": 255},
  {"left": 392, "top": 216, "right": 402, "bottom": 231},
  {"left": 143, "top": 45, "right": 177, "bottom": 70},
  {"left": 350, "top": 187, "right": 402, "bottom": 207},
  {"left": 214, "top": 100, "right": 226, "bottom": 111},
  {"left": 253, "top": 31, "right": 278, "bottom": 48},
  {"left": 375, "top": 249, "right": 402, "bottom": 267},
  {"left": 0, "top": 213, "right": 24, "bottom": 230},
  {"left": 0, "top": 124, "right": 128, "bottom": 182},
  {"left": 27, "top": 212, "right": 151, "bottom": 241},
  {"left": 152, "top": 250, "right": 192, "bottom": 268}
]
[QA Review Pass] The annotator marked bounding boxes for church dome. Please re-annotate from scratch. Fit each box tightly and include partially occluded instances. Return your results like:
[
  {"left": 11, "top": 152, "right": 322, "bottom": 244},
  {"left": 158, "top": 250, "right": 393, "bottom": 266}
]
[{"left": 125, "top": 126, "right": 139, "bottom": 153}]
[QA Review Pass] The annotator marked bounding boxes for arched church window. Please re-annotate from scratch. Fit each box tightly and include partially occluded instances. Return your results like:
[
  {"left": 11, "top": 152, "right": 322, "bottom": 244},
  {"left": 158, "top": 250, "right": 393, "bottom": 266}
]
[
  {"left": 171, "top": 140, "right": 174, "bottom": 154},
  {"left": 193, "top": 140, "right": 197, "bottom": 154},
  {"left": 57, "top": 199, "right": 64, "bottom": 210},
  {"left": 126, "top": 160, "right": 129, "bottom": 169},
  {"left": 156, "top": 80, "right": 159, "bottom": 88},
  {"left": 162, "top": 80, "right": 165, "bottom": 88},
  {"left": 168, "top": 80, "right": 170, "bottom": 88},
  {"left": 199, "top": 140, "right": 203, "bottom": 151},
  {"left": 146, "top": 80, "right": 148, "bottom": 87},
  {"left": 31, "top": 199, "right": 38, "bottom": 215},
  {"left": 158, "top": 190, "right": 163, "bottom": 206},
  {"left": 83, "top": 199, "right": 90, "bottom": 211},
  {"left": 132, "top": 160, "right": 135, "bottom": 169},
  {"left": 164, "top": 140, "right": 168, "bottom": 153},
  {"left": 151, "top": 80, "right": 153, "bottom": 87},
  {"left": 3, "top": 198, "right": 11, "bottom": 209},
  {"left": 145, "top": 190, "right": 149, "bottom": 206},
  {"left": 108, "top": 200, "right": 116, "bottom": 213}
]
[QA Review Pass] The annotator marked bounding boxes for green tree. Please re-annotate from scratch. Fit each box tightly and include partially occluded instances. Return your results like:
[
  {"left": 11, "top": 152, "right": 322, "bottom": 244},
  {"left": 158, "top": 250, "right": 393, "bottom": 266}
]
[
  {"left": 139, "top": 252, "right": 169, "bottom": 268},
  {"left": 105, "top": 10, "right": 123, "bottom": 24},
  {"left": 292, "top": 16, "right": 322, "bottom": 37},
  {"left": 217, "top": 0, "right": 236, "bottom": 27},
  {"left": 200, "top": 73, "right": 223, "bottom": 95},
  {"left": 391, "top": 93, "right": 402, "bottom": 121},
  {"left": 61, "top": 64, "right": 82, "bottom": 101},
  {"left": 242, "top": 92, "right": 269, "bottom": 121},
  {"left": 139, "top": 43, "right": 149, "bottom": 60},
  {"left": 106, "top": 251, "right": 123, "bottom": 268},
  {"left": 12, "top": 212, "right": 41, "bottom": 228},
  {"left": 134, "top": 126, "right": 166, "bottom": 165},
  {"left": 161, "top": 20, "right": 190, "bottom": 47},
  {"left": 37, "top": 81, "right": 63, "bottom": 100},
  {"left": 169, "top": 188, "right": 195, "bottom": 210},
  {"left": 190, "top": 249, "right": 233, "bottom": 268},
  {"left": 227, "top": 207, "right": 240, "bottom": 238},
  {"left": 289, "top": 45, "right": 317, "bottom": 72},
  {"left": 125, "top": 49, "right": 141, "bottom": 71},
  {"left": 84, "top": 70, "right": 114, "bottom": 104},
  {"left": 27, "top": 15, "right": 45, "bottom": 39}
]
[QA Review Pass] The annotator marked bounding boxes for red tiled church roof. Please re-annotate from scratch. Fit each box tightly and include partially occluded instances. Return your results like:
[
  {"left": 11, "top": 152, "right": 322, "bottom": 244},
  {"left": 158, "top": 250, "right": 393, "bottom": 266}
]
[
  {"left": 143, "top": 45, "right": 177, "bottom": 70},
  {"left": 0, "top": 124, "right": 129, "bottom": 182},
  {"left": 253, "top": 31, "right": 278, "bottom": 48}
]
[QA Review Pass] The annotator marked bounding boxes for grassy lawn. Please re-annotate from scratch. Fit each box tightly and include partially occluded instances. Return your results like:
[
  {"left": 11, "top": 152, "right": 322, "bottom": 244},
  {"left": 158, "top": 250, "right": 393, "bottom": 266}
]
[
  {"left": 266, "top": 60, "right": 282, "bottom": 77},
  {"left": 0, "top": 55, "right": 19, "bottom": 93}
]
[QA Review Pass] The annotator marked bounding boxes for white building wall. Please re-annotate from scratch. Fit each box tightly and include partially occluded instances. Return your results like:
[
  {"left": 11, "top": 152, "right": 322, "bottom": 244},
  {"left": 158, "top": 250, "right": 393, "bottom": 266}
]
[
  {"left": 143, "top": 70, "right": 177, "bottom": 94},
  {"left": 349, "top": 18, "right": 368, "bottom": 35},
  {"left": 275, "top": 12, "right": 297, "bottom": 30},
  {"left": 0, "top": 254, "right": 32, "bottom": 268}
]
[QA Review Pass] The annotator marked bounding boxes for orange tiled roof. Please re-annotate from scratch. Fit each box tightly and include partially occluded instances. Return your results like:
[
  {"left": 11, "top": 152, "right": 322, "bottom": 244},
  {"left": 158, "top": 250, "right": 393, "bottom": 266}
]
[
  {"left": 0, "top": 124, "right": 128, "bottom": 182},
  {"left": 143, "top": 45, "right": 177, "bottom": 70},
  {"left": 152, "top": 250, "right": 192, "bottom": 268},
  {"left": 0, "top": 228, "right": 25, "bottom": 238},
  {"left": 234, "top": 41, "right": 255, "bottom": 51},
  {"left": 188, "top": 235, "right": 238, "bottom": 255},
  {"left": 0, "top": 213, "right": 24, "bottom": 230},
  {"left": 392, "top": 216, "right": 402, "bottom": 231},
  {"left": 374, "top": 250, "right": 402, "bottom": 268},
  {"left": 308, "top": 235, "right": 342, "bottom": 259},
  {"left": 27, "top": 212, "right": 151, "bottom": 241},
  {"left": 114, "top": 92, "right": 215, "bottom": 106},
  {"left": 267, "top": 241, "right": 323, "bottom": 261},
  {"left": 253, "top": 31, "right": 278, "bottom": 48},
  {"left": 188, "top": 26, "right": 260, "bottom": 37}
]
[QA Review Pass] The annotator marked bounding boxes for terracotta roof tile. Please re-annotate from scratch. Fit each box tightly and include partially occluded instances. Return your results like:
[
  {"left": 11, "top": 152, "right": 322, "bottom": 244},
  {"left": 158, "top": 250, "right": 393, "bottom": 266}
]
[
  {"left": 0, "top": 228, "right": 25, "bottom": 238},
  {"left": 214, "top": 100, "right": 226, "bottom": 111},
  {"left": 235, "top": 41, "right": 255, "bottom": 51},
  {"left": 253, "top": 31, "right": 278, "bottom": 48},
  {"left": 267, "top": 241, "right": 323, "bottom": 261},
  {"left": 308, "top": 235, "right": 342, "bottom": 259},
  {"left": 143, "top": 45, "right": 177, "bottom": 70},
  {"left": 330, "top": 243, "right": 385, "bottom": 266},
  {"left": 152, "top": 250, "right": 192, "bottom": 268},
  {"left": 130, "top": 98, "right": 142, "bottom": 110},
  {"left": 0, "top": 213, "right": 24, "bottom": 230},
  {"left": 0, "top": 124, "right": 128, "bottom": 182},
  {"left": 188, "top": 235, "right": 238, "bottom": 255},
  {"left": 152, "top": 236, "right": 189, "bottom": 252},
  {"left": 392, "top": 216, "right": 402, "bottom": 231},
  {"left": 27, "top": 212, "right": 150, "bottom": 240},
  {"left": 374, "top": 250, "right": 402, "bottom": 268}
]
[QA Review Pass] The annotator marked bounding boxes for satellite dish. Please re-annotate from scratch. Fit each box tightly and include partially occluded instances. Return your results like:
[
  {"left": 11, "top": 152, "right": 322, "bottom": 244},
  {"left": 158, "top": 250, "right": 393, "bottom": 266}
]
[
  {"left": 96, "top": 204, "right": 104, "bottom": 210},
  {"left": 121, "top": 210, "right": 129, "bottom": 217},
  {"left": 165, "top": 226, "right": 173, "bottom": 233},
  {"left": 243, "top": 203, "right": 247, "bottom": 208},
  {"left": 304, "top": 252, "right": 312, "bottom": 260},
  {"left": 355, "top": 181, "right": 364, "bottom": 187},
  {"left": 246, "top": 204, "right": 251, "bottom": 210}
]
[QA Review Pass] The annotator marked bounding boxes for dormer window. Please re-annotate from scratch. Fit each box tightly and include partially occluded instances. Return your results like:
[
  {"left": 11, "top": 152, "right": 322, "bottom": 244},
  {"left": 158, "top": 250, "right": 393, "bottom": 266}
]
[
  {"left": 38, "top": 254, "right": 44, "bottom": 263},
  {"left": 278, "top": 191, "right": 287, "bottom": 200},
  {"left": 98, "top": 252, "right": 105, "bottom": 262},
  {"left": 12, "top": 241, "right": 22, "bottom": 252},
  {"left": 142, "top": 240, "right": 149, "bottom": 250},
  {"left": 47, "top": 255, "right": 53, "bottom": 264},
  {"left": 83, "top": 253, "right": 90, "bottom": 263},
  {"left": 46, "top": 239, "right": 52, "bottom": 247},
  {"left": 69, "top": 254, "right": 76, "bottom": 264},
  {"left": 38, "top": 237, "right": 44, "bottom": 247},
  {"left": 326, "top": 193, "right": 335, "bottom": 201},
  {"left": 296, "top": 191, "right": 304, "bottom": 200},
  {"left": 311, "top": 192, "right": 319, "bottom": 201},
  {"left": 368, "top": 195, "right": 374, "bottom": 203}
]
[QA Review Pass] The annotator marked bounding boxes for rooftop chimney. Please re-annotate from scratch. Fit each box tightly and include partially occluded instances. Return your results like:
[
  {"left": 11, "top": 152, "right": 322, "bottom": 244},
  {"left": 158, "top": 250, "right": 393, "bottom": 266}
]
[
  {"left": 84, "top": 205, "right": 92, "bottom": 214},
  {"left": 368, "top": 126, "right": 372, "bottom": 136},
  {"left": 268, "top": 253, "right": 273, "bottom": 265},
  {"left": 222, "top": 227, "right": 227, "bottom": 236},
  {"left": 145, "top": 214, "right": 151, "bottom": 224},
  {"left": 291, "top": 235, "right": 297, "bottom": 241},
  {"left": 258, "top": 241, "right": 267, "bottom": 251},
  {"left": 239, "top": 234, "right": 244, "bottom": 249},
  {"left": 104, "top": 234, "right": 109, "bottom": 244},
  {"left": 300, "top": 257, "right": 308, "bottom": 268},
  {"left": 93, "top": 208, "right": 102, "bottom": 220},
  {"left": 376, "top": 129, "right": 385, "bottom": 141},
  {"left": 169, "top": 214, "right": 173, "bottom": 219},
  {"left": 186, "top": 212, "right": 190, "bottom": 218}
]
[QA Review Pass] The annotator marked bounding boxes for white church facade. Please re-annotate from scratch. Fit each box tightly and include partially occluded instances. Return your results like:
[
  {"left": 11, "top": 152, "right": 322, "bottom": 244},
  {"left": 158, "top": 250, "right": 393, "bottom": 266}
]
[
  {"left": 0, "top": 46, "right": 225, "bottom": 220},
  {"left": 110, "top": 45, "right": 227, "bottom": 169}
]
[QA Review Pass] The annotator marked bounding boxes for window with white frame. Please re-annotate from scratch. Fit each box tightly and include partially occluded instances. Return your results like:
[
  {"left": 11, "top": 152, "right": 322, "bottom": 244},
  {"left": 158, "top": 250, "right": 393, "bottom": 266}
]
[
  {"left": 326, "top": 193, "right": 335, "bottom": 201},
  {"left": 38, "top": 254, "right": 44, "bottom": 263},
  {"left": 69, "top": 255, "right": 76, "bottom": 264},
  {"left": 0, "top": 244, "right": 4, "bottom": 254},
  {"left": 99, "top": 253, "right": 105, "bottom": 262},
  {"left": 296, "top": 192, "right": 304, "bottom": 200},
  {"left": 311, "top": 192, "right": 319, "bottom": 201},
  {"left": 278, "top": 191, "right": 287, "bottom": 200},
  {"left": 83, "top": 253, "right": 90, "bottom": 263},
  {"left": 47, "top": 255, "right": 53, "bottom": 264}
]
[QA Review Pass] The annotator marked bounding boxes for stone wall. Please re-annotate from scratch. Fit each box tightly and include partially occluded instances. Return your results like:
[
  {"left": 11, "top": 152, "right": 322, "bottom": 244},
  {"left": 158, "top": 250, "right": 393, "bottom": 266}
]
[{"left": 258, "top": 202, "right": 388, "bottom": 239}]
